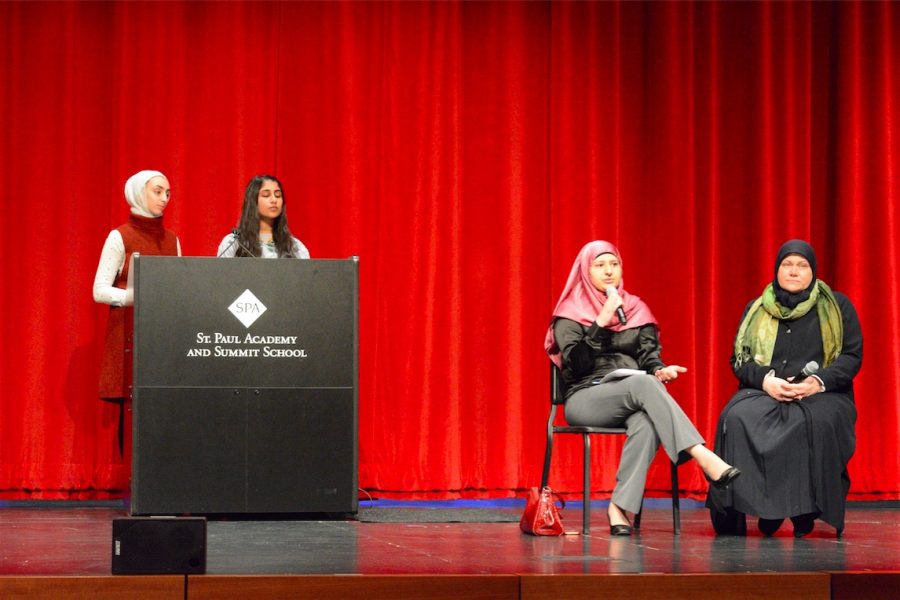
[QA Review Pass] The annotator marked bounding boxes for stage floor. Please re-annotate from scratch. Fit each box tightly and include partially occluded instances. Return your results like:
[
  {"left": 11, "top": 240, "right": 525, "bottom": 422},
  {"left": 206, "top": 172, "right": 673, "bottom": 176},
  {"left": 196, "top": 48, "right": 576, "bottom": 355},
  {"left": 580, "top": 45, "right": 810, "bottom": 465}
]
[{"left": 2, "top": 502, "right": 898, "bottom": 576}]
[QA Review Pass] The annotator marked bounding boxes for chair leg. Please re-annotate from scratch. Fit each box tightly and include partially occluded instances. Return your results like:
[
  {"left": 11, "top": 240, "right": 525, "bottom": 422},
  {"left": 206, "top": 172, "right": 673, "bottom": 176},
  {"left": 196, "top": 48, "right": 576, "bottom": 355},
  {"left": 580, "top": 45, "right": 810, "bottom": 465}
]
[
  {"left": 540, "top": 431, "right": 554, "bottom": 490},
  {"left": 583, "top": 433, "right": 591, "bottom": 534},
  {"left": 634, "top": 503, "right": 642, "bottom": 530},
  {"left": 670, "top": 460, "right": 681, "bottom": 535},
  {"left": 541, "top": 405, "right": 557, "bottom": 490}
]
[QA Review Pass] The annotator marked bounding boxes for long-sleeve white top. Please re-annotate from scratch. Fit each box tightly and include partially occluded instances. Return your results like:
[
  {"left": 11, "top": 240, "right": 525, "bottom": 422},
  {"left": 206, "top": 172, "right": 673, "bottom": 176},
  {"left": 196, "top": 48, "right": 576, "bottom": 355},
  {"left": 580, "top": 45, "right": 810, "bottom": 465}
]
[{"left": 92, "top": 230, "right": 182, "bottom": 306}]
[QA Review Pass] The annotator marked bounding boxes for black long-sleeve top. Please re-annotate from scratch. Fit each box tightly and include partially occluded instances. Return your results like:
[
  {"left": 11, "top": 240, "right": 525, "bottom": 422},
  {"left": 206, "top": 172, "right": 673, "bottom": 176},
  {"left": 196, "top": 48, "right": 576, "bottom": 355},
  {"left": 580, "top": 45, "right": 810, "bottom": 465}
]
[
  {"left": 730, "top": 291, "right": 863, "bottom": 396},
  {"left": 553, "top": 317, "right": 666, "bottom": 398}
]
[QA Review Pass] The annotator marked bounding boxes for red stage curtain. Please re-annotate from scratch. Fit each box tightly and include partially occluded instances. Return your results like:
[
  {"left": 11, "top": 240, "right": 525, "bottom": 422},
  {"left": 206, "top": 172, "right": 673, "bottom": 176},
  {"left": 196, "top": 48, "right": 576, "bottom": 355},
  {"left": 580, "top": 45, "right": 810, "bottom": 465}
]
[{"left": 0, "top": 1, "right": 897, "bottom": 501}]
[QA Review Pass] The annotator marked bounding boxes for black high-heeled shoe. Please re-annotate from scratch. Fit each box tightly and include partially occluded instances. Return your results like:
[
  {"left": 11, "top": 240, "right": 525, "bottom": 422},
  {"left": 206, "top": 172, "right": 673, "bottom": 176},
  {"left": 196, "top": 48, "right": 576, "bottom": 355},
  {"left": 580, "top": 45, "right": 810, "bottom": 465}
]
[
  {"left": 708, "top": 466, "right": 741, "bottom": 489},
  {"left": 608, "top": 505, "right": 633, "bottom": 536}
]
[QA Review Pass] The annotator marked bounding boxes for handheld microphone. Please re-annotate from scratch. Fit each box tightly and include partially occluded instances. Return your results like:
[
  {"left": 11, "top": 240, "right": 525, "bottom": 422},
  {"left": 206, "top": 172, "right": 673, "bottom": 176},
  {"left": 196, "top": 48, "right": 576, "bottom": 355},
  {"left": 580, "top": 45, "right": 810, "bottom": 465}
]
[
  {"left": 788, "top": 361, "right": 819, "bottom": 383},
  {"left": 605, "top": 286, "right": 627, "bottom": 325}
]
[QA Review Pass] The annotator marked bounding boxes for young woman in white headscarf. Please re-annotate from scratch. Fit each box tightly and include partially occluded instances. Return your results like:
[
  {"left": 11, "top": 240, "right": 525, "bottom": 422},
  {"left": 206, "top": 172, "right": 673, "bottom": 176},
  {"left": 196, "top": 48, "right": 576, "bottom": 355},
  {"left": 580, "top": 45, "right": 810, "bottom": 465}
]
[
  {"left": 707, "top": 240, "right": 862, "bottom": 538},
  {"left": 93, "top": 170, "right": 180, "bottom": 422}
]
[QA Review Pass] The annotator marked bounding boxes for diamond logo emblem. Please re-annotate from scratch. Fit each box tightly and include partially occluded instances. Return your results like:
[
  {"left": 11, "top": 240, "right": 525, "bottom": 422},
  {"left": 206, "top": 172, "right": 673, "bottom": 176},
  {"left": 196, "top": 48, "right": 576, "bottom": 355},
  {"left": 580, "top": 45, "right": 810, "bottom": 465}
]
[{"left": 228, "top": 289, "right": 267, "bottom": 328}]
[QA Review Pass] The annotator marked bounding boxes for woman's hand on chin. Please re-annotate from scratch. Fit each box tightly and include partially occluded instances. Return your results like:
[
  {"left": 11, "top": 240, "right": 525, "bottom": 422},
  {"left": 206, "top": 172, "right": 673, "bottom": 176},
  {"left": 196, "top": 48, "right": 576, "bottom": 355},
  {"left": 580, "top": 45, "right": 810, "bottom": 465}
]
[{"left": 594, "top": 294, "right": 623, "bottom": 327}]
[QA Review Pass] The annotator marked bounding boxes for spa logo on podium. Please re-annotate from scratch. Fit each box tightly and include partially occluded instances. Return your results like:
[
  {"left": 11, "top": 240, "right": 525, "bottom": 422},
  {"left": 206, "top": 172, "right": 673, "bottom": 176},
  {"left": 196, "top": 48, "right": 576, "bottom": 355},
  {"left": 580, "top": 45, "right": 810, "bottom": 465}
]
[{"left": 228, "top": 289, "right": 267, "bottom": 328}]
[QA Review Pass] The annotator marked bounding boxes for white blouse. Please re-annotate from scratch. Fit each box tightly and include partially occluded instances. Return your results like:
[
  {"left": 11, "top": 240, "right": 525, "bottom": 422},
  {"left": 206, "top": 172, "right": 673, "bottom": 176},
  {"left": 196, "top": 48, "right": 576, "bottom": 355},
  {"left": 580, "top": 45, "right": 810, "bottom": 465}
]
[
  {"left": 216, "top": 233, "right": 310, "bottom": 260},
  {"left": 92, "top": 230, "right": 182, "bottom": 306}
]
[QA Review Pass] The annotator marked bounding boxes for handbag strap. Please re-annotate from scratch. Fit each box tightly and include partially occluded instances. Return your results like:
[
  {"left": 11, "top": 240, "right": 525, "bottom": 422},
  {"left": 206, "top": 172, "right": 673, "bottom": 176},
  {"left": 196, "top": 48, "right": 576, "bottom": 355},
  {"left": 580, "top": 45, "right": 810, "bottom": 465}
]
[{"left": 541, "top": 486, "right": 566, "bottom": 509}]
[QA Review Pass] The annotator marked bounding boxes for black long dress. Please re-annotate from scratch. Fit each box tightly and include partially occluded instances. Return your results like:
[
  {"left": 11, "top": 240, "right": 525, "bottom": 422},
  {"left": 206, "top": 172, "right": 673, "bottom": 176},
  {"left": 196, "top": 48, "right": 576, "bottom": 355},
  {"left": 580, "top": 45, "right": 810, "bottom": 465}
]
[{"left": 706, "top": 291, "right": 862, "bottom": 532}]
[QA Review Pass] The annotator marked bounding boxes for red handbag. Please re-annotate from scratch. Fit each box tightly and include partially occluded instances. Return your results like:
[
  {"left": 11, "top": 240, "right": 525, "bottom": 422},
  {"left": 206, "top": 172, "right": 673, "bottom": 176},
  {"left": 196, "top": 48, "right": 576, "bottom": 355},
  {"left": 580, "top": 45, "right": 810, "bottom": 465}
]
[{"left": 519, "top": 486, "right": 566, "bottom": 536}]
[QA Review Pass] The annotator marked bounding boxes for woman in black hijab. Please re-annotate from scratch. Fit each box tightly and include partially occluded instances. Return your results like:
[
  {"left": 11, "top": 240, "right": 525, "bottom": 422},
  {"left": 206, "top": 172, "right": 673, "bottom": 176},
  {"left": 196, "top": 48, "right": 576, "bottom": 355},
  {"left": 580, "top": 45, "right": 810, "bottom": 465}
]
[{"left": 707, "top": 240, "right": 862, "bottom": 537}]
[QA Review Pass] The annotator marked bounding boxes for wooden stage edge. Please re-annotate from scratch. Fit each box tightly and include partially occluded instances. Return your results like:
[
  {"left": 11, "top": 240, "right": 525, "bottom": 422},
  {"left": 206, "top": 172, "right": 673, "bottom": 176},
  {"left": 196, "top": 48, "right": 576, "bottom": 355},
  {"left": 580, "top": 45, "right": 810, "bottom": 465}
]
[{"left": 2, "top": 572, "right": 899, "bottom": 600}]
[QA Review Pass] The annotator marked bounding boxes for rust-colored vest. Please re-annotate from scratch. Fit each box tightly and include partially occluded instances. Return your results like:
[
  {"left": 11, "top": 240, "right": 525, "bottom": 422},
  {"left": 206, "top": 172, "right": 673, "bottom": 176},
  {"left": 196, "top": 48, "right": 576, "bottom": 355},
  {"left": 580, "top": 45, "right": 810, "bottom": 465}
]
[{"left": 98, "top": 214, "right": 178, "bottom": 399}]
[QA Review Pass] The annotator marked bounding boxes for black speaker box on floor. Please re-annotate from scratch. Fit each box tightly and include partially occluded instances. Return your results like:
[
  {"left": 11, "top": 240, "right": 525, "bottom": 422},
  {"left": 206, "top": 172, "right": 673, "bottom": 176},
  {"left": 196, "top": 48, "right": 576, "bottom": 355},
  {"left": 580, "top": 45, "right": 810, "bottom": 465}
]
[{"left": 112, "top": 517, "right": 207, "bottom": 574}]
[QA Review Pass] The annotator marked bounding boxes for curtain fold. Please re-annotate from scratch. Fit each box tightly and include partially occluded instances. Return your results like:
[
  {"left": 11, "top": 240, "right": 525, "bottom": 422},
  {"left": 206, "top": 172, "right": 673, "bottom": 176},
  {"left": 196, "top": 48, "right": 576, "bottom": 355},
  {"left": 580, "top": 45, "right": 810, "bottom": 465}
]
[{"left": 1, "top": 1, "right": 896, "bottom": 501}]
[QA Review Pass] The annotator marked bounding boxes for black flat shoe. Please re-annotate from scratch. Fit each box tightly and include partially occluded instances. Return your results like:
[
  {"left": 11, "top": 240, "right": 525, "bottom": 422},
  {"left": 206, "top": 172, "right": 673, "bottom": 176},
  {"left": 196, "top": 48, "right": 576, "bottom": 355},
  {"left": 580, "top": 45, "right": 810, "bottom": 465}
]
[
  {"left": 610, "top": 524, "right": 633, "bottom": 536},
  {"left": 758, "top": 518, "right": 784, "bottom": 537},
  {"left": 710, "top": 507, "right": 747, "bottom": 536},
  {"left": 791, "top": 513, "right": 816, "bottom": 538},
  {"left": 709, "top": 466, "right": 741, "bottom": 489}
]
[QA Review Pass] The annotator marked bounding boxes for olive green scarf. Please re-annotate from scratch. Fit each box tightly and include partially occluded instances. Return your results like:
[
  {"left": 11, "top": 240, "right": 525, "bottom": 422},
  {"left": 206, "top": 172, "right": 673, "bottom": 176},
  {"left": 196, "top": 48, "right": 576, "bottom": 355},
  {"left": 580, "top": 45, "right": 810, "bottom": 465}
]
[{"left": 733, "top": 280, "right": 843, "bottom": 370}]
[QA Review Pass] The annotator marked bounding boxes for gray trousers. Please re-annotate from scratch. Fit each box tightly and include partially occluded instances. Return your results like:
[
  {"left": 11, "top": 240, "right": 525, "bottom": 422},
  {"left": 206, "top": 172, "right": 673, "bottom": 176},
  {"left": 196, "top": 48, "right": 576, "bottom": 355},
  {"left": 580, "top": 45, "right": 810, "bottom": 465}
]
[{"left": 564, "top": 374, "right": 704, "bottom": 514}]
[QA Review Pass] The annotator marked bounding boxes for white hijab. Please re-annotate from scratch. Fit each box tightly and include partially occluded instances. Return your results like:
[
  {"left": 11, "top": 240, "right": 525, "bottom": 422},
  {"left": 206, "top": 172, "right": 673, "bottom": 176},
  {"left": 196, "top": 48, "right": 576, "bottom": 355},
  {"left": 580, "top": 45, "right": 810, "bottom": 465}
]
[{"left": 124, "top": 170, "right": 167, "bottom": 218}]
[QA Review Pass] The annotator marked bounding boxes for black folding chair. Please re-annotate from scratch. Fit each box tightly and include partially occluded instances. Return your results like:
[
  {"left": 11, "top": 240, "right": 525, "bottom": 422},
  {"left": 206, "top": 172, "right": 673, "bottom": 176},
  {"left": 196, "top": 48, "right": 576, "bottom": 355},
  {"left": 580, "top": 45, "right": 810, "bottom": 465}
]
[{"left": 540, "top": 363, "right": 681, "bottom": 534}]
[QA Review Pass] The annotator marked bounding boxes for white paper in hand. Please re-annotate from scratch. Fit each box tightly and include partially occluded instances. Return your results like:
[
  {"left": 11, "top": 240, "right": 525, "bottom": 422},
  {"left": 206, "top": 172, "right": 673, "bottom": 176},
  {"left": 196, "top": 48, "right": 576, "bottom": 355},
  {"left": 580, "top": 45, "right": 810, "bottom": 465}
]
[{"left": 596, "top": 368, "right": 646, "bottom": 384}]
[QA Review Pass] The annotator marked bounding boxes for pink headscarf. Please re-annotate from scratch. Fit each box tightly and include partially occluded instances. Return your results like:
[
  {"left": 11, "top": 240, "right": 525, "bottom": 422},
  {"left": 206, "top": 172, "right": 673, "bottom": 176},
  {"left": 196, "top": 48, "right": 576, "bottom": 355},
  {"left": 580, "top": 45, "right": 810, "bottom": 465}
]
[{"left": 545, "top": 240, "right": 657, "bottom": 367}]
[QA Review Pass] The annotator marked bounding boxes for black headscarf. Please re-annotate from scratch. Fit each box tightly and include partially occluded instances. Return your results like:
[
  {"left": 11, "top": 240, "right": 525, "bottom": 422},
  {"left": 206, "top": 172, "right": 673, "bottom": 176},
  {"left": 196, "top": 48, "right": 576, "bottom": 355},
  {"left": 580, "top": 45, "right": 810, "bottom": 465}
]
[{"left": 773, "top": 239, "right": 817, "bottom": 309}]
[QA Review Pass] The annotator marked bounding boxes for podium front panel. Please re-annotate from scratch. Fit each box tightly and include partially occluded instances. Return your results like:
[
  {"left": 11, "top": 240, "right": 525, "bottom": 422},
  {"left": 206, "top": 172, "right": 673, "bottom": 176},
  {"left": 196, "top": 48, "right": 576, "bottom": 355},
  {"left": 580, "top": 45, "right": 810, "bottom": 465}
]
[
  {"left": 132, "top": 388, "right": 248, "bottom": 513},
  {"left": 134, "top": 257, "right": 355, "bottom": 389},
  {"left": 131, "top": 257, "right": 358, "bottom": 515},
  {"left": 246, "top": 388, "right": 356, "bottom": 512}
]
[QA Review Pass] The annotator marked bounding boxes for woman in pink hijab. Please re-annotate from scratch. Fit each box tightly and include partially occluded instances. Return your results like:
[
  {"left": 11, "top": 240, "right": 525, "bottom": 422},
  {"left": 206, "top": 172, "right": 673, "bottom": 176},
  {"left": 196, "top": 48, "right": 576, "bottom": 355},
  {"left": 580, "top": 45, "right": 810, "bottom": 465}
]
[{"left": 546, "top": 240, "right": 739, "bottom": 536}]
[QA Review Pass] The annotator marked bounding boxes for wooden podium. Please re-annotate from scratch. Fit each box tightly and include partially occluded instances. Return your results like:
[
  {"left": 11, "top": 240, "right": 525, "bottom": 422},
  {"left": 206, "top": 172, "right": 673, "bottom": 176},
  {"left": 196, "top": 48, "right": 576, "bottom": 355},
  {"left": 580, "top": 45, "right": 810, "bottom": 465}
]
[{"left": 130, "top": 256, "right": 358, "bottom": 516}]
